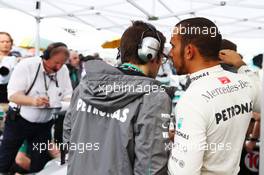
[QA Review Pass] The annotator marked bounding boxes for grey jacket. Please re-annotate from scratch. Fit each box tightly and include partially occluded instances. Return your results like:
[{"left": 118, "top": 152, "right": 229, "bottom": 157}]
[{"left": 63, "top": 60, "right": 172, "bottom": 175}]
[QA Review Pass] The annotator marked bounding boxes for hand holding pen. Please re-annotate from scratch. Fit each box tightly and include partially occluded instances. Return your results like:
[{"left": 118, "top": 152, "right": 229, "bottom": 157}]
[{"left": 33, "top": 91, "right": 50, "bottom": 107}]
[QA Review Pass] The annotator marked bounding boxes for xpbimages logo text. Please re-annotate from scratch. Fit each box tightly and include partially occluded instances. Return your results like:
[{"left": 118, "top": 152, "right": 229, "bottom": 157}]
[
  {"left": 98, "top": 82, "right": 166, "bottom": 95},
  {"left": 165, "top": 141, "right": 232, "bottom": 154},
  {"left": 172, "top": 24, "right": 220, "bottom": 38},
  {"left": 33, "top": 140, "right": 100, "bottom": 154}
]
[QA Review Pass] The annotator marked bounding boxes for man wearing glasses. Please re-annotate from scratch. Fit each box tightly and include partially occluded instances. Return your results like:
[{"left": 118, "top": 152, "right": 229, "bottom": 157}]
[{"left": 0, "top": 42, "right": 72, "bottom": 174}]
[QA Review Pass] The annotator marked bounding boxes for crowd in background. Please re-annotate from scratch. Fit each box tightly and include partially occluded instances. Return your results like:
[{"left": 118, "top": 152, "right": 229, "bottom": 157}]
[{"left": 0, "top": 16, "right": 263, "bottom": 175}]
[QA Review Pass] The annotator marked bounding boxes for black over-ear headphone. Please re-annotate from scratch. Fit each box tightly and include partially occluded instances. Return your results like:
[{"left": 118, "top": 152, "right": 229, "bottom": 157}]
[
  {"left": 42, "top": 42, "right": 67, "bottom": 60},
  {"left": 137, "top": 23, "right": 161, "bottom": 63}
]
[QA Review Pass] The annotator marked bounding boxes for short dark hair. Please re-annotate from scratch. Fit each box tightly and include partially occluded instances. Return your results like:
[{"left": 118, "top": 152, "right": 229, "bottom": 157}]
[
  {"left": 221, "top": 39, "right": 237, "bottom": 51},
  {"left": 120, "top": 21, "right": 166, "bottom": 64},
  {"left": 175, "top": 17, "right": 222, "bottom": 60},
  {"left": 0, "top": 32, "right": 13, "bottom": 45}
]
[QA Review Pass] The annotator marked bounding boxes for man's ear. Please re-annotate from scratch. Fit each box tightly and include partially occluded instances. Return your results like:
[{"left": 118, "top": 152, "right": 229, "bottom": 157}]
[{"left": 184, "top": 44, "right": 195, "bottom": 60}]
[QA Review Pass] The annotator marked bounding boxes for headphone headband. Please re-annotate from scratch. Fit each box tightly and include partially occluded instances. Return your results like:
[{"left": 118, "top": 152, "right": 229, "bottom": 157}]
[
  {"left": 42, "top": 42, "right": 68, "bottom": 60},
  {"left": 138, "top": 23, "right": 161, "bottom": 63}
]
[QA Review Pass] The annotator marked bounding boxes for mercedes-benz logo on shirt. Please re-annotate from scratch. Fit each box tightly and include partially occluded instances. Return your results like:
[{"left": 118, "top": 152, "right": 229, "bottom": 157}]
[{"left": 218, "top": 76, "right": 231, "bottom": 84}]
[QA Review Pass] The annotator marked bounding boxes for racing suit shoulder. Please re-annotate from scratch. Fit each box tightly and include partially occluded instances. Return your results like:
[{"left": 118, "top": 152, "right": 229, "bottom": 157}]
[{"left": 231, "top": 68, "right": 260, "bottom": 113}]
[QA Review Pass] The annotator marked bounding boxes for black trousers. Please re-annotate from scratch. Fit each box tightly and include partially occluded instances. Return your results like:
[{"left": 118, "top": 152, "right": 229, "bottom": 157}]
[
  {"left": 0, "top": 113, "right": 53, "bottom": 173},
  {"left": 53, "top": 111, "right": 66, "bottom": 144},
  {"left": 0, "top": 84, "right": 8, "bottom": 103}
]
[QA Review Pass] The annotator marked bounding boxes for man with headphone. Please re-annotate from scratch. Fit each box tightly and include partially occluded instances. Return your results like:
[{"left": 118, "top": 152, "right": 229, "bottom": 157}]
[
  {"left": 64, "top": 21, "right": 172, "bottom": 175},
  {"left": 0, "top": 42, "right": 72, "bottom": 174}
]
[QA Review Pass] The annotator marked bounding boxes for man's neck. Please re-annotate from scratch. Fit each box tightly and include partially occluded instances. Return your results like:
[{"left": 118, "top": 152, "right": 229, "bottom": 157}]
[
  {"left": 128, "top": 63, "right": 148, "bottom": 76},
  {"left": 0, "top": 51, "right": 9, "bottom": 59},
  {"left": 189, "top": 59, "right": 220, "bottom": 74}
]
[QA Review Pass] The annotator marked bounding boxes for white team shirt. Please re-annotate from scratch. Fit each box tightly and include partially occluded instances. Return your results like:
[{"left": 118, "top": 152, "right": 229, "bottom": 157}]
[
  {"left": 168, "top": 65, "right": 260, "bottom": 175},
  {"left": 0, "top": 56, "right": 17, "bottom": 84},
  {"left": 7, "top": 57, "right": 72, "bottom": 123}
]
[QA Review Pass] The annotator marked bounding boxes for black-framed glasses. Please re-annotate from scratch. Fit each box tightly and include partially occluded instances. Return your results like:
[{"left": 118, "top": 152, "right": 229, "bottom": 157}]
[{"left": 161, "top": 53, "right": 172, "bottom": 64}]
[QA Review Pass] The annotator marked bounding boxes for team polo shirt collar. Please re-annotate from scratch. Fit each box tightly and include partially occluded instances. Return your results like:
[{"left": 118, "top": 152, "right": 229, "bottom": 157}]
[{"left": 190, "top": 65, "right": 223, "bottom": 83}]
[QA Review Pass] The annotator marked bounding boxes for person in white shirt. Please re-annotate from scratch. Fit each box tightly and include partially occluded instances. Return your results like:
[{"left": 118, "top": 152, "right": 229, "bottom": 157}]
[
  {"left": 0, "top": 32, "right": 17, "bottom": 103},
  {"left": 0, "top": 42, "right": 72, "bottom": 174},
  {"left": 167, "top": 17, "right": 260, "bottom": 175}
]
